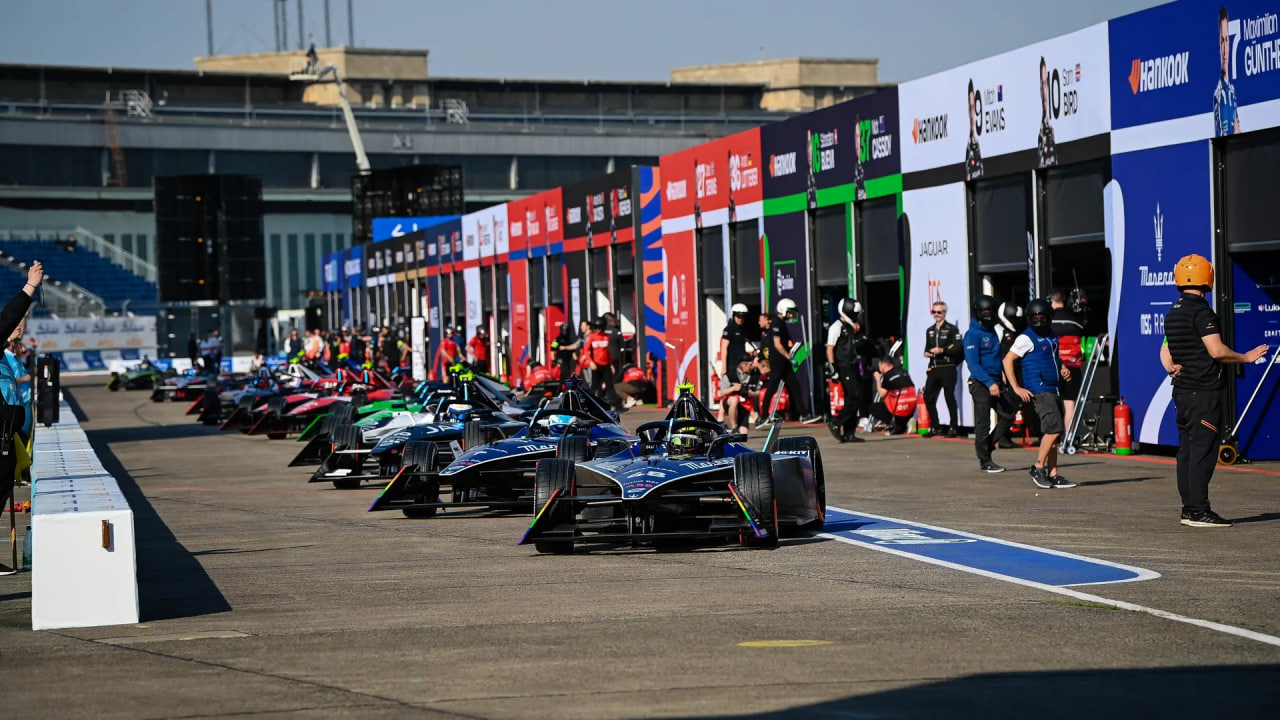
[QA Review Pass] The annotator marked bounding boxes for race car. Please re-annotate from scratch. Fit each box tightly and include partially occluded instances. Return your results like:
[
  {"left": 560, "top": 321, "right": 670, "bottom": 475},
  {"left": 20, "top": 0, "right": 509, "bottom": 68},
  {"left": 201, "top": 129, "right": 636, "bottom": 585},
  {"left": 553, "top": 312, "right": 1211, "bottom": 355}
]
[
  {"left": 518, "top": 386, "right": 825, "bottom": 554},
  {"left": 369, "top": 379, "right": 636, "bottom": 518},
  {"left": 107, "top": 359, "right": 170, "bottom": 391},
  {"left": 308, "top": 371, "right": 528, "bottom": 489}
]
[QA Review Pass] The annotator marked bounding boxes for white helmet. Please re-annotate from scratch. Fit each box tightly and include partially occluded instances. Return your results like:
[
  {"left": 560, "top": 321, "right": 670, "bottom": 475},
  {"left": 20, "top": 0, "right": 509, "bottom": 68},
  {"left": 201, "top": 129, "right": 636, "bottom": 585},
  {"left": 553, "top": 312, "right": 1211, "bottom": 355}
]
[
  {"left": 838, "top": 298, "right": 863, "bottom": 324},
  {"left": 730, "top": 303, "right": 749, "bottom": 315},
  {"left": 776, "top": 298, "right": 797, "bottom": 317}
]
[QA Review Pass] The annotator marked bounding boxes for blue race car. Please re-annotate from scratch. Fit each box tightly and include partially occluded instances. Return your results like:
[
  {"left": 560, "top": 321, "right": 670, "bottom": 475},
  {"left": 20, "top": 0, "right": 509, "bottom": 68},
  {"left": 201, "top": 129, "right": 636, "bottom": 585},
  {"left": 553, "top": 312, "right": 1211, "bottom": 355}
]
[
  {"left": 519, "top": 386, "right": 825, "bottom": 554},
  {"left": 369, "top": 379, "right": 636, "bottom": 518}
]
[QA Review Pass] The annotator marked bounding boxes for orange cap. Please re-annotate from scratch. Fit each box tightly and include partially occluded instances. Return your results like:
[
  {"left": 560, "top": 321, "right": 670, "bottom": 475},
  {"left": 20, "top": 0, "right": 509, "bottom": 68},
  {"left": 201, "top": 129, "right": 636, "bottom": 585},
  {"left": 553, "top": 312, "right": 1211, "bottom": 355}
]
[{"left": 1175, "top": 254, "right": 1214, "bottom": 290}]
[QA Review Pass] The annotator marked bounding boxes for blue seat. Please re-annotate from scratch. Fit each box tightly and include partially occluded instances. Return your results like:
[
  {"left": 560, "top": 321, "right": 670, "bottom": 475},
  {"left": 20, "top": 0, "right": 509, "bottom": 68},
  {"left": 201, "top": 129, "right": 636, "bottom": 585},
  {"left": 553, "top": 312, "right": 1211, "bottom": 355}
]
[{"left": 0, "top": 239, "right": 159, "bottom": 313}]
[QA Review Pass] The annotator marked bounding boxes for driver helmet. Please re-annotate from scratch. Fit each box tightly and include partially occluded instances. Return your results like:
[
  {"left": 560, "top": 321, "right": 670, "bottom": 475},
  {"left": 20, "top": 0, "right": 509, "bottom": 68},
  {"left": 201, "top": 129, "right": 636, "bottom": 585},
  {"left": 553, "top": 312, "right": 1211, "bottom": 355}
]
[
  {"left": 446, "top": 404, "right": 473, "bottom": 421},
  {"left": 668, "top": 431, "right": 707, "bottom": 460},
  {"left": 540, "top": 413, "right": 576, "bottom": 435}
]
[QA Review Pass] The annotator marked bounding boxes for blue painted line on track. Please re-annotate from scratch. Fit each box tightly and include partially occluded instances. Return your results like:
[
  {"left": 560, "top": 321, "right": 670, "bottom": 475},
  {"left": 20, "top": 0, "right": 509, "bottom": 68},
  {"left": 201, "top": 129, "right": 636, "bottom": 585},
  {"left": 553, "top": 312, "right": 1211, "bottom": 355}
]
[{"left": 821, "top": 507, "right": 1160, "bottom": 587}]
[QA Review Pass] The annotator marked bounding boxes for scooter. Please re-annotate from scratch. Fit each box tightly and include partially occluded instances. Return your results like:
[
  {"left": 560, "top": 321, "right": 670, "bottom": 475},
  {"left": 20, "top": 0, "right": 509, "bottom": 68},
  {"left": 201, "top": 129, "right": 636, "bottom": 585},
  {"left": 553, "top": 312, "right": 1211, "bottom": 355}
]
[{"left": 1218, "top": 345, "right": 1280, "bottom": 465}]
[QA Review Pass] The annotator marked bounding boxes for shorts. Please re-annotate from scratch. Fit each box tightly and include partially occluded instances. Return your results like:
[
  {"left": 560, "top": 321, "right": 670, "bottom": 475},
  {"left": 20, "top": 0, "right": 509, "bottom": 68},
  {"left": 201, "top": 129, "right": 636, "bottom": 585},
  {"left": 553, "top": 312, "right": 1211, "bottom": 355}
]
[
  {"left": 1032, "top": 392, "right": 1066, "bottom": 435},
  {"left": 1059, "top": 366, "right": 1083, "bottom": 401}
]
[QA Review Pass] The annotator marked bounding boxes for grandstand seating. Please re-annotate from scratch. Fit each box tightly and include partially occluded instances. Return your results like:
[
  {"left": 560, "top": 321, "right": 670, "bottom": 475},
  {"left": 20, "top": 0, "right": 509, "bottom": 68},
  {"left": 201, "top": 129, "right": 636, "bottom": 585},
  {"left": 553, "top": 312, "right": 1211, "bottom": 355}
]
[{"left": 0, "top": 239, "right": 158, "bottom": 314}]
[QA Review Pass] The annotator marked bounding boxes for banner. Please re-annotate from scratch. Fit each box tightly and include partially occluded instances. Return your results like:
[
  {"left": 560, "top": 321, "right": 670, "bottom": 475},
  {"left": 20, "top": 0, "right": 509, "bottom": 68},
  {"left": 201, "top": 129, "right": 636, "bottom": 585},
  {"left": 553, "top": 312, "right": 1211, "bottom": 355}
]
[
  {"left": 899, "top": 23, "right": 1111, "bottom": 182},
  {"left": 344, "top": 245, "right": 364, "bottom": 289},
  {"left": 762, "top": 87, "right": 901, "bottom": 204},
  {"left": 901, "top": 183, "right": 971, "bottom": 426},
  {"left": 1109, "top": 0, "right": 1280, "bottom": 142},
  {"left": 1230, "top": 259, "right": 1280, "bottom": 459},
  {"left": 322, "top": 252, "right": 341, "bottom": 292},
  {"left": 561, "top": 169, "right": 636, "bottom": 251},
  {"left": 371, "top": 215, "right": 458, "bottom": 243},
  {"left": 410, "top": 315, "right": 427, "bottom": 381},
  {"left": 463, "top": 266, "right": 481, "bottom": 343},
  {"left": 462, "top": 211, "right": 481, "bottom": 263},
  {"left": 1108, "top": 142, "right": 1214, "bottom": 447},
  {"left": 638, "top": 166, "right": 667, "bottom": 362},
  {"left": 31, "top": 316, "right": 157, "bottom": 353}
]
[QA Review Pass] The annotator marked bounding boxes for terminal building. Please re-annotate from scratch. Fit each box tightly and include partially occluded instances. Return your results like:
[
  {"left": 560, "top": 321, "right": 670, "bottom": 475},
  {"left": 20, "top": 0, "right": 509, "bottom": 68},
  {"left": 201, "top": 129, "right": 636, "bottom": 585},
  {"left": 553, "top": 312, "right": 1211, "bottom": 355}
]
[{"left": 0, "top": 48, "right": 883, "bottom": 312}]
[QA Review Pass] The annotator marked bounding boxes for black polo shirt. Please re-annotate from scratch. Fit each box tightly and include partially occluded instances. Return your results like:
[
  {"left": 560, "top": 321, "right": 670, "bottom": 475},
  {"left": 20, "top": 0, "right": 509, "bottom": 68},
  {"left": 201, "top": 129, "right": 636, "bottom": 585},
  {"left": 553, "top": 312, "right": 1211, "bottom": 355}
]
[
  {"left": 722, "top": 320, "right": 748, "bottom": 369},
  {"left": 767, "top": 316, "right": 792, "bottom": 361},
  {"left": 1164, "top": 292, "right": 1222, "bottom": 391}
]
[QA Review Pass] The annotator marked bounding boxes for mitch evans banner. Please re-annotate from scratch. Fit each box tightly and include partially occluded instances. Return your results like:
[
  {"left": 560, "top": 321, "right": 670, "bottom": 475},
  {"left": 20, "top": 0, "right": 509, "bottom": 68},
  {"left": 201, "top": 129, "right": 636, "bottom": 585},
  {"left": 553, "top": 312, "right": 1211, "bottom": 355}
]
[
  {"left": 900, "top": 23, "right": 1111, "bottom": 182},
  {"left": 1106, "top": 142, "right": 1214, "bottom": 447},
  {"left": 762, "top": 87, "right": 901, "bottom": 203},
  {"left": 901, "top": 183, "right": 971, "bottom": 427},
  {"left": 562, "top": 170, "right": 636, "bottom": 250},
  {"left": 1110, "top": 0, "right": 1280, "bottom": 141},
  {"left": 31, "top": 316, "right": 157, "bottom": 353}
]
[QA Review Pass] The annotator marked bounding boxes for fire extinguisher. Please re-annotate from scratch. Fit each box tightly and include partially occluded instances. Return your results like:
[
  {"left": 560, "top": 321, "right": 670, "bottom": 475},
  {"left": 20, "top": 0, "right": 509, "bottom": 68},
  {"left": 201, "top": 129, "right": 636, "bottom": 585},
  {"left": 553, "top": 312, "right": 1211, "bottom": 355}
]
[
  {"left": 828, "top": 378, "right": 845, "bottom": 415},
  {"left": 916, "top": 393, "right": 931, "bottom": 435},
  {"left": 1114, "top": 396, "right": 1133, "bottom": 456}
]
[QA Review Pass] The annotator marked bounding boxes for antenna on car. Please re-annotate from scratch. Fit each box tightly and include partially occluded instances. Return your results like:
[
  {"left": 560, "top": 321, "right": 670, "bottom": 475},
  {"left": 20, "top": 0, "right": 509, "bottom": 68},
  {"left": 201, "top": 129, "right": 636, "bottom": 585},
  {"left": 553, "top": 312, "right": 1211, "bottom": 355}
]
[{"left": 763, "top": 422, "right": 780, "bottom": 453}]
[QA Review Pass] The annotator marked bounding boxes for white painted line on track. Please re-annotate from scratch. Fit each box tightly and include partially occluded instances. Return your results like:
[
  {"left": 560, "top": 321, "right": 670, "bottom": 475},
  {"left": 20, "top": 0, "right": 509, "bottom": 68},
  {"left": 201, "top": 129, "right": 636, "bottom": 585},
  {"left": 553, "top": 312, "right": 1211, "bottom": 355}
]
[{"left": 821, "top": 507, "right": 1280, "bottom": 649}]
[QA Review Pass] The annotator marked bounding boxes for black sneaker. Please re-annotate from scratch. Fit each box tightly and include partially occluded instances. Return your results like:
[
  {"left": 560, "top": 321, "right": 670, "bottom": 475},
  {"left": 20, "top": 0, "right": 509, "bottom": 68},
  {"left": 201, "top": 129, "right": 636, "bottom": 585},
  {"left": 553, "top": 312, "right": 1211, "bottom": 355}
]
[
  {"left": 1050, "top": 475, "right": 1077, "bottom": 489},
  {"left": 1182, "top": 511, "right": 1232, "bottom": 528},
  {"left": 997, "top": 438, "right": 1018, "bottom": 449},
  {"left": 841, "top": 433, "right": 865, "bottom": 443},
  {"left": 1030, "top": 465, "right": 1053, "bottom": 489},
  {"left": 980, "top": 461, "right": 1005, "bottom": 473},
  {"left": 798, "top": 414, "right": 823, "bottom": 425},
  {"left": 828, "top": 423, "right": 845, "bottom": 443},
  {"left": 945, "top": 426, "right": 958, "bottom": 438}
]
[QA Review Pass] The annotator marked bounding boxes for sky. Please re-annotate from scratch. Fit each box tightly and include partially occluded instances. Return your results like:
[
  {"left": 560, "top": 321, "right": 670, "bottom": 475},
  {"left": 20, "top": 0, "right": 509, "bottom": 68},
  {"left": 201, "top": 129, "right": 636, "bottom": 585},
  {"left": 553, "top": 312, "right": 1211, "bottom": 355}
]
[{"left": 0, "top": 0, "right": 1168, "bottom": 84}]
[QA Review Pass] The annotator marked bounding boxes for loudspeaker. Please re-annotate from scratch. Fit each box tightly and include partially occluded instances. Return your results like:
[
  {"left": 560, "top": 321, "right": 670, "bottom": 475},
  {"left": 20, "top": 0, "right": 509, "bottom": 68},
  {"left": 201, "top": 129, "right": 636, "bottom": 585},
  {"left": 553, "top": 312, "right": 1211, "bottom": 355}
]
[
  {"left": 36, "top": 355, "right": 60, "bottom": 427},
  {"left": 350, "top": 164, "right": 465, "bottom": 244},
  {"left": 154, "top": 174, "right": 266, "bottom": 302}
]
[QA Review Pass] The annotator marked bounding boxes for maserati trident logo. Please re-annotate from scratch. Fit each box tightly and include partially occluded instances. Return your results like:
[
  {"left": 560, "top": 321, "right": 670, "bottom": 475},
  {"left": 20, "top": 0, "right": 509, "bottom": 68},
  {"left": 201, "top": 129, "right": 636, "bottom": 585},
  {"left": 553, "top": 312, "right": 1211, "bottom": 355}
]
[{"left": 1154, "top": 203, "right": 1164, "bottom": 262}]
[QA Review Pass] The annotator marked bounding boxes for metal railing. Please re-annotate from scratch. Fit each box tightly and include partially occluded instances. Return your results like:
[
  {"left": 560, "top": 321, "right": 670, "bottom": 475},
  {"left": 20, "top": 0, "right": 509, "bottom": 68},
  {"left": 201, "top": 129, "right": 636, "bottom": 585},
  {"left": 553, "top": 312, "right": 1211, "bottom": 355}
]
[
  {"left": 39, "top": 280, "right": 108, "bottom": 317},
  {"left": 72, "top": 226, "right": 157, "bottom": 283}
]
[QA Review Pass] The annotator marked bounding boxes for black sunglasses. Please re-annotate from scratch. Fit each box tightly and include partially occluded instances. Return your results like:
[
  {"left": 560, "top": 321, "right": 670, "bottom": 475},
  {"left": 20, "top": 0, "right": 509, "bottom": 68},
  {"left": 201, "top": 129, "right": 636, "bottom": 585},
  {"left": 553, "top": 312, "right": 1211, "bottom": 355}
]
[{"left": 930, "top": 310, "right": 945, "bottom": 315}]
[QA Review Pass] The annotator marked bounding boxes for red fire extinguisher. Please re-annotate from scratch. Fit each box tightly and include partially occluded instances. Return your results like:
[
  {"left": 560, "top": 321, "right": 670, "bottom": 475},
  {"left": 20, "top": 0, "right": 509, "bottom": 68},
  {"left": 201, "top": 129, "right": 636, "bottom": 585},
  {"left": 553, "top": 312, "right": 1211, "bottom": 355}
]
[
  {"left": 828, "top": 379, "right": 845, "bottom": 415},
  {"left": 1114, "top": 396, "right": 1133, "bottom": 456},
  {"left": 916, "top": 392, "right": 931, "bottom": 435}
]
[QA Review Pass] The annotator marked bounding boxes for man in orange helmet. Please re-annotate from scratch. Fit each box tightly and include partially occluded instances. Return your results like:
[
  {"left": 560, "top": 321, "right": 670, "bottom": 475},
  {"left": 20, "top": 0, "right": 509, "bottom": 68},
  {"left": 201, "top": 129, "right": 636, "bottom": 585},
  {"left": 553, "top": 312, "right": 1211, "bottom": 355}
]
[{"left": 1160, "top": 254, "right": 1268, "bottom": 528}]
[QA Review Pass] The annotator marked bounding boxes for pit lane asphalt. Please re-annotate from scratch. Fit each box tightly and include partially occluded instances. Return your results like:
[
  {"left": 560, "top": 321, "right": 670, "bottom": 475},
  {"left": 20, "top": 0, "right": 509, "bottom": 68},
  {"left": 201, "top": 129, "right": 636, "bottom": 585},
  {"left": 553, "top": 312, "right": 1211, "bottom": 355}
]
[{"left": 3, "top": 377, "right": 1278, "bottom": 719}]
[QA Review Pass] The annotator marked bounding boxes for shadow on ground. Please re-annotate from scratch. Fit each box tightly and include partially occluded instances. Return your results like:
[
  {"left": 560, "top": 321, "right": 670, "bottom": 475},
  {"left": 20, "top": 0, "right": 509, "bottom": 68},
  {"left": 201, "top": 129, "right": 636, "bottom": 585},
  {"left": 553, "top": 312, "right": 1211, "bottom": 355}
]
[
  {"left": 666, "top": 664, "right": 1280, "bottom": 719},
  {"left": 64, "top": 389, "right": 231, "bottom": 622}
]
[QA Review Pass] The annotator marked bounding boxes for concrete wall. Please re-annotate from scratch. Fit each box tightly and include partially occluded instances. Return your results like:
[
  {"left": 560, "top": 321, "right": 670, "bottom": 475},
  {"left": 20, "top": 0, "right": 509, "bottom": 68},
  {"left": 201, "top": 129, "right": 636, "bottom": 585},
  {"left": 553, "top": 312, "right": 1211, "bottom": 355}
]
[
  {"left": 195, "top": 47, "right": 429, "bottom": 81},
  {"left": 670, "top": 58, "right": 881, "bottom": 111}
]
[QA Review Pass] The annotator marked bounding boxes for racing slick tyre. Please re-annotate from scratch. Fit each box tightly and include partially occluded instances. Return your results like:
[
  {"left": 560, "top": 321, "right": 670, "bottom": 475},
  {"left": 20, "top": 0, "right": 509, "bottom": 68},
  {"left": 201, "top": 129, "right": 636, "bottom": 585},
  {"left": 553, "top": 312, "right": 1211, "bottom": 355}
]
[
  {"left": 264, "top": 396, "right": 289, "bottom": 439},
  {"left": 556, "top": 435, "right": 591, "bottom": 463},
  {"left": 237, "top": 395, "right": 257, "bottom": 412},
  {"left": 592, "top": 438, "right": 631, "bottom": 459},
  {"left": 733, "top": 452, "right": 779, "bottom": 549},
  {"left": 532, "top": 459, "right": 575, "bottom": 554},
  {"left": 463, "top": 420, "right": 488, "bottom": 451},
  {"left": 400, "top": 441, "right": 439, "bottom": 518},
  {"left": 331, "top": 401, "right": 356, "bottom": 425},
  {"left": 350, "top": 389, "right": 368, "bottom": 409},
  {"left": 776, "top": 436, "right": 826, "bottom": 531},
  {"left": 330, "top": 424, "right": 364, "bottom": 489},
  {"left": 107, "top": 373, "right": 122, "bottom": 392}
]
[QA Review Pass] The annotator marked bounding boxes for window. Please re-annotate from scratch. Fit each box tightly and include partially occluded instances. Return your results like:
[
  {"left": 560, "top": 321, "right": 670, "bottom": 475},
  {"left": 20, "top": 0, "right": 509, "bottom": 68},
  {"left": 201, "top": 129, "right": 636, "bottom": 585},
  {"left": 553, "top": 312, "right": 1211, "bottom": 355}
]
[
  {"left": 216, "top": 151, "right": 312, "bottom": 188},
  {"left": 1221, "top": 126, "right": 1280, "bottom": 252},
  {"left": 591, "top": 247, "right": 610, "bottom": 290},
  {"left": 302, "top": 233, "right": 317, "bottom": 292},
  {"left": 517, "top": 156, "right": 609, "bottom": 190},
  {"left": 284, "top": 234, "right": 299, "bottom": 307},
  {"left": 481, "top": 267, "right": 494, "bottom": 312},
  {"left": 698, "top": 228, "right": 724, "bottom": 295},
  {"left": 497, "top": 265, "right": 510, "bottom": 311},
  {"left": 971, "top": 175, "right": 1032, "bottom": 273},
  {"left": 732, "top": 221, "right": 760, "bottom": 297},
  {"left": 0, "top": 145, "right": 103, "bottom": 187},
  {"left": 529, "top": 257, "right": 546, "bottom": 307},
  {"left": 268, "top": 234, "right": 282, "bottom": 307},
  {"left": 1043, "top": 162, "right": 1107, "bottom": 246},
  {"left": 318, "top": 154, "right": 361, "bottom": 189},
  {"left": 547, "top": 255, "right": 563, "bottom": 305},
  {"left": 813, "top": 206, "right": 848, "bottom": 287},
  {"left": 122, "top": 234, "right": 135, "bottom": 256},
  {"left": 857, "top": 196, "right": 898, "bottom": 282}
]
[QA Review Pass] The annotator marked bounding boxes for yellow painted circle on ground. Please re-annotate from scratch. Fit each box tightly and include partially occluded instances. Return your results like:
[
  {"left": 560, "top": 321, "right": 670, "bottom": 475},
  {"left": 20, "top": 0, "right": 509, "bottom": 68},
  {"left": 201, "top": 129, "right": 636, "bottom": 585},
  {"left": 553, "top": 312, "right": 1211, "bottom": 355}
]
[{"left": 738, "top": 640, "right": 833, "bottom": 648}]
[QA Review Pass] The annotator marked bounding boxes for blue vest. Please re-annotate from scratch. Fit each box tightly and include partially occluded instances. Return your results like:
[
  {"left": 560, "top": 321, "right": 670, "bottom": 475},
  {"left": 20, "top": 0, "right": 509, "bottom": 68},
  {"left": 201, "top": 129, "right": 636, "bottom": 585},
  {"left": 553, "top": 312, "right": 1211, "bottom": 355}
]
[{"left": 1019, "top": 328, "right": 1060, "bottom": 395}]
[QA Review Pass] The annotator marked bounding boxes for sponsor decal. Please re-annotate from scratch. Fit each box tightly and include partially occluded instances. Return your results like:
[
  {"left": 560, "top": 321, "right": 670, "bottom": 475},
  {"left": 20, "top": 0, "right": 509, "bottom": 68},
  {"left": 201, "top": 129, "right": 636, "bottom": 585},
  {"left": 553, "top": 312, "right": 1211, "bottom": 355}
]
[
  {"left": 1128, "top": 51, "right": 1191, "bottom": 94},
  {"left": 729, "top": 152, "right": 760, "bottom": 192},
  {"left": 611, "top": 187, "right": 632, "bottom": 219},
  {"left": 809, "top": 129, "right": 838, "bottom": 172},
  {"left": 1241, "top": 13, "right": 1280, "bottom": 77},
  {"left": 1154, "top": 204, "right": 1164, "bottom": 262},
  {"left": 770, "top": 151, "right": 797, "bottom": 178},
  {"left": 666, "top": 179, "right": 687, "bottom": 201},
  {"left": 695, "top": 161, "right": 718, "bottom": 198},
  {"left": 859, "top": 115, "right": 893, "bottom": 161},
  {"left": 912, "top": 114, "right": 948, "bottom": 144},
  {"left": 680, "top": 458, "right": 733, "bottom": 471},
  {"left": 567, "top": 206, "right": 582, "bottom": 225},
  {"left": 918, "top": 240, "right": 949, "bottom": 257},
  {"left": 973, "top": 84, "right": 1007, "bottom": 136},
  {"left": 1138, "top": 266, "right": 1177, "bottom": 287},
  {"left": 510, "top": 221, "right": 523, "bottom": 238}
]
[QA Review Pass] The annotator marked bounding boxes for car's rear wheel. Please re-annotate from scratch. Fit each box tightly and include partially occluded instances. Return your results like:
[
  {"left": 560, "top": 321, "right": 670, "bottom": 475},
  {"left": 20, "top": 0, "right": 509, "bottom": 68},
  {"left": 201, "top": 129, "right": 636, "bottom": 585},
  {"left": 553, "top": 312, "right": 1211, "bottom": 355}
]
[
  {"left": 532, "top": 459, "right": 575, "bottom": 554},
  {"left": 400, "top": 441, "right": 439, "bottom": 518},
  {"left": 776, "top": 436, "right": 825, "bottom": 531},
  {"left": 330, "top": 424, "right": 363, "bottom": 489},
  {"left": 331, "top": 402, "right": 356, "bottom": 425},
  {"left": 557, "top": 435, "right": 590, "bottom": 463},
  {"left": 463, "top": 420, "right": 488, "bottom": 451},
  {"left": 733, "top": 452, "right": 778, "bottom": 548}
]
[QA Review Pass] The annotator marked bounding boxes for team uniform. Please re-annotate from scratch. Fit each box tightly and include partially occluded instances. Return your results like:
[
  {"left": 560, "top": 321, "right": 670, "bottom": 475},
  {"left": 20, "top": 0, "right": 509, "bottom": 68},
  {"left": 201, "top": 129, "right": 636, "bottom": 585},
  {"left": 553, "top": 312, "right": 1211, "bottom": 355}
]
[
  {"left": 1008, "top": 328, "right": 1064, "bottom": 435},
  {"left": 1052, "top": 306, "right": 1085, "bottom": 403},
  {"left": 964, "top": 313, "right": 1016, "bottom": 472},
  {"left": 1037, "top": 120, "right": 1058, "bottom": 167},
  {"left": 1164, "top": 292, "right": 1226, "bottom": 519},
  {"left": 761, "top": 315, "right": 806, "bottom": 422},
  {"left": 922, "top": 319, "right": 964, "bottom": 435},
  {"left": 827, "top": 317, "right": 871, "bottom": 440},
  {"left": 965, "top": 138, "right": 984, "bottom": 181},
  {"left": 1213, "top": 76, "right": 1239, "bottom": 137},
  {"left": 869, "top": 366, "right": 915, "bottom": 434}
]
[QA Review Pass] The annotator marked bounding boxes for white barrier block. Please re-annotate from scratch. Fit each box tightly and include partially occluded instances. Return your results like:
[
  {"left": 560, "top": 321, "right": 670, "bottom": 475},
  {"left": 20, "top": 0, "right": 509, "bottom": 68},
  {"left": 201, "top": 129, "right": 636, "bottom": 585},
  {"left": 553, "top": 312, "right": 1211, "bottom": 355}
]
[{"left": 30, "top": 400, "right": 139, "bottom": 630}]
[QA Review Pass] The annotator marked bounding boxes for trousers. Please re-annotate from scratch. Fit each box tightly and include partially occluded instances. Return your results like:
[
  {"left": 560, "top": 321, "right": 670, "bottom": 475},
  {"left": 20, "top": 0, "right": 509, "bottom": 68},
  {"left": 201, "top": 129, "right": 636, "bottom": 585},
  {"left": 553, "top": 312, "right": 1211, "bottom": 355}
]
[
  {"left": 1173, "top": 388, "right": 1221, "bottom": 514},
  {"left": 969, "top": 380, "right": 1016, "bottom": 465},
  {"left": 923, "top": 365, "right": 958, "bottom": 429},
  {"left": 830, "top": 365, "right": 865, "bottom": 435}
]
